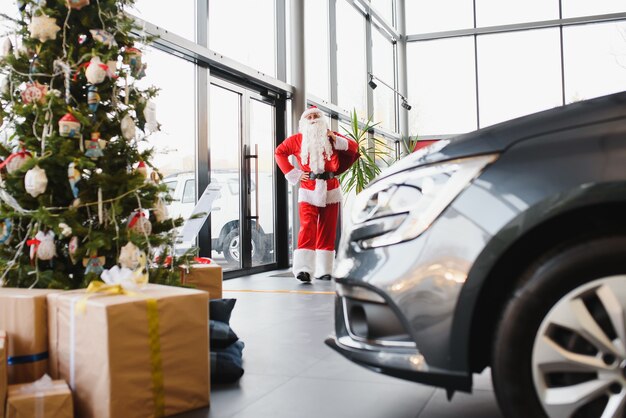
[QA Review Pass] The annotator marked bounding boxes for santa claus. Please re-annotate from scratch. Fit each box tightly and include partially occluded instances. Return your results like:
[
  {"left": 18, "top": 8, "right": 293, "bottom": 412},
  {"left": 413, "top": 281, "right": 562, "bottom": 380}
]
[{"left": 275, "top": 106, "right": 359, "bottom": 282}]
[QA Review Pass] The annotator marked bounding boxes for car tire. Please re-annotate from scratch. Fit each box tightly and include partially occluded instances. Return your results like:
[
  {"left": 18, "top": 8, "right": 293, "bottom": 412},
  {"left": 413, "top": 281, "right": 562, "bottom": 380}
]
[
  {"left": 491, "top": 235, "right": 626, "bottom": 418},
  {"left": 223, "top": 228, "right": 266, "bottom": 265}
]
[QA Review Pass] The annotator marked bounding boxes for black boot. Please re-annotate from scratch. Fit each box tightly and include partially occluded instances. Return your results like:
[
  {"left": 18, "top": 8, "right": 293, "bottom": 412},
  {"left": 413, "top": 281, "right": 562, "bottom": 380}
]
[
  {"left": 296, "top": 272, "right": 311, "bottom": 282},
  {"left": 316, "top": 274, "right": 332, "bottom": 281}
]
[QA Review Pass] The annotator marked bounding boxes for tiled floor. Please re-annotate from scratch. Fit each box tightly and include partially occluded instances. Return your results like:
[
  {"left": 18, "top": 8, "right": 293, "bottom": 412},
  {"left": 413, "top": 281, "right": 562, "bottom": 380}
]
[{"left": 176, "top": 270, "right": 503, "bottom": 418}]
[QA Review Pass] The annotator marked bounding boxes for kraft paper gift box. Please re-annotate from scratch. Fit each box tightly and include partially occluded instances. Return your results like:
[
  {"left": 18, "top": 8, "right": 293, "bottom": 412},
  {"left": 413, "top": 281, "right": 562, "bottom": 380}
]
[
  {"left": 180, "top": 262, "right": 223, "bottom": 299},
  {"left": 47, "top": 284, "right": 210, "bottom": 418},
  {"left": 0, "top": 330, "right": 6, "bottom": 418},
  {"left": 5, "top": 376, "right": 72, "bottom": 418},
  {"left": 0, "top": 289, "right": 61, "bottom": 384}
]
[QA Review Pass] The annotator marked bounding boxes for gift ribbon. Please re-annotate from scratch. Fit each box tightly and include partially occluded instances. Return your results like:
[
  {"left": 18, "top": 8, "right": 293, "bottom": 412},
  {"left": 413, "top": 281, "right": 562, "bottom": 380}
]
[
  {"left": 71, "top": 281, "right": 165, "bottom": 417},
  {"left": 7, "top": 351, "right": 48, "bottom": 365}
]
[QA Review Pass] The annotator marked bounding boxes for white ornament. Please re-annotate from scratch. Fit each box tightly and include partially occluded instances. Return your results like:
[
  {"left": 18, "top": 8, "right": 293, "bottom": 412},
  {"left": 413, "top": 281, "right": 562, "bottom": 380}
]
[
  {"left": 128, "top": 211, "right": 152, "bottom": 235},
  {"left": 24, "top": 166, "right": 48, "bottom": 197},
  {"left": 58, "top": 223, "right": 72, "bottom": 237},
  {"left": 118, "top": 241, "right": 141, "bottom": 270},
  {"left": 6, "top": 152, "right": 32, "bottom": 174},
  {"left": 89, "top": 29, "right": 116, "bottom": 48},
  {"left": 0, "top": 77, "right": 9, "bottom": 95},
  {"left": 120, "top": 114, "right": 136, "bottom": 140},
  {"left": 85, "top": 56, "right": 107, "bottom": 84},
  {"left": 28, "top": 15, "right": 61, "bottom": 43},
  {"left": 34, "top": 230, "right": 56, "bottom": 261},
  {"left": 143, "top": 100, "right": 158, "bottom": 133},
  {"left": 153, "top": 198, "right": 169, "bottom": 222},
  {"left": 1, "top": 38, "right": 12, "bottom": 57}
]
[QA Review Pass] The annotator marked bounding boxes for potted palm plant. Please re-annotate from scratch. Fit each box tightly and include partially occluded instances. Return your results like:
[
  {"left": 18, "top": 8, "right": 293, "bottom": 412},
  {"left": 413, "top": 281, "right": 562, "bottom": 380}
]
[{"left": 338, "top": 110, "right": 393, "bottom": 194}]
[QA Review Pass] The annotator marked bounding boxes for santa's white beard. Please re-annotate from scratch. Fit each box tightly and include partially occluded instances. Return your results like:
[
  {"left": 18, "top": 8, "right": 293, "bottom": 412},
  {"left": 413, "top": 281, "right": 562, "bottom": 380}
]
[{"left": 299, "top": 118, "right": 332, "bottom": 174}]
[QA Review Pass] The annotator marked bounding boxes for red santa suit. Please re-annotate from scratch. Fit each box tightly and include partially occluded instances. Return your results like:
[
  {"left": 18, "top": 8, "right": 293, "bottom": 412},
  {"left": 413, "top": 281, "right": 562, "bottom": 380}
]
[{"left": 275, "top": 107, "right": 359, "bottom": 280}]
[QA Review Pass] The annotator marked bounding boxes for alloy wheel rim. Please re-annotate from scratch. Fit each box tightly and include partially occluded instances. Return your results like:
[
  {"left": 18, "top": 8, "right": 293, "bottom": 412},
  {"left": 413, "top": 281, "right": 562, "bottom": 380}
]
[
  {"left": 227, "top": 235, "right": 256, "bottom": 262},
  {"left": 532, "top": 275, "right": 626, "bottom": 417}
]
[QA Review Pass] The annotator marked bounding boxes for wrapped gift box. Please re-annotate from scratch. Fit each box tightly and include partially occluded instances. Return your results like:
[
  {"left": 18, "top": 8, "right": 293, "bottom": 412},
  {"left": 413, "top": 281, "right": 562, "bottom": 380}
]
[
  {"left": 6, "top": 377, "right": 73, "bottom": 418},
  {"left": 0, "top": 289, "right": 60, "bottom": 384},
  {"left": 180, "top": 262, "right": 222, "bottom": 299},
  {"left": 47, "top": 284, "right": 210, "bottom": 418},
  {"left": 0, "top": 330, "right": 6, "bottom": 418}
]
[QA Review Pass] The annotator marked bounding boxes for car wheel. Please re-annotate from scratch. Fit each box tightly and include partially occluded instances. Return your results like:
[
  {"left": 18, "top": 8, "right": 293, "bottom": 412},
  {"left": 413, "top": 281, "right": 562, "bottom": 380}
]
[
  {"left": 223, "top": 228, "right": 266, "bottom": 265},
  {"left": 491, "top": 236, "right": 626, "bottom": 418}
]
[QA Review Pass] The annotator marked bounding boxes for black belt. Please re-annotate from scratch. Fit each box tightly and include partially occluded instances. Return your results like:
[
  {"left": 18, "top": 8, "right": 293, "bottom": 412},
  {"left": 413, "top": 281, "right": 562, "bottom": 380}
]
[{"left": 308, "top": 171, "right": 335, "bottom": 180}]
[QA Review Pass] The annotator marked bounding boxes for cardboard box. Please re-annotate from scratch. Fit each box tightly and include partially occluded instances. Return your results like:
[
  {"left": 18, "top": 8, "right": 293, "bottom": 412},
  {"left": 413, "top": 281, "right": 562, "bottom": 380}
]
[
  {"left": 0, "top": 330, "right": 6, "bottom": 418},
  {"left": 180, "top": 263, "right": 223, "bottom": 299},
  {"left": 6, "top": 378, "right": 72, "bottom": 418},
  {"left": 48, "top": 284, "right": 210, "bottom": 418},
  {"left": 0, "top": 289, "right": 60, "bottom": 384}
]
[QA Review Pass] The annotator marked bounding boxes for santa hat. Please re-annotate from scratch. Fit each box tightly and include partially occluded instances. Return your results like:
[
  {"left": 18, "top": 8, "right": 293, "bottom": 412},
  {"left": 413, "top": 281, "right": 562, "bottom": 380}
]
[{"left": 300, "top": 105, "right": 322, "bottom": 120}]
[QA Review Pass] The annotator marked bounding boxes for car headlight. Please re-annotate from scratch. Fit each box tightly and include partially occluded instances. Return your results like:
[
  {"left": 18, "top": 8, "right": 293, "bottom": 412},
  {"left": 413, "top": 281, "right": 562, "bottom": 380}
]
[{"left": 350, "top": 154, "right": 498, "bottom": 249}]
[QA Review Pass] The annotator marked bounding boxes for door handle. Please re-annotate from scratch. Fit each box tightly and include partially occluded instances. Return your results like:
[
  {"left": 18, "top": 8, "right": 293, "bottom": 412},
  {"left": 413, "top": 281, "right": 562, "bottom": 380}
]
[{"left": 245, "top": 144, "right": 260, "bottom": 226}]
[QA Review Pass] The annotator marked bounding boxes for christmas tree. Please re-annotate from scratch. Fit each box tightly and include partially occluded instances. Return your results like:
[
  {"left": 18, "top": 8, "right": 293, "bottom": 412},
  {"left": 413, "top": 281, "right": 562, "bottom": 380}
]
[{"left": 0, "top": 0, "right": 191, "bottom": 289}]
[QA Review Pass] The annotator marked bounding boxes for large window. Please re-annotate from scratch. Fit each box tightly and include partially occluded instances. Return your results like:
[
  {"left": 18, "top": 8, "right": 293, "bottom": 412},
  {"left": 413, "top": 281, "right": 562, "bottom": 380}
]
[
  {"left": 134, "top": 48, "right": 197, "bottom": 241},
  {"left": 475, "top": 0, "right": 558, "bottom": 27},
  {"left": 407, "top": 37, "right": 477, "bottom": 136},
  {"left": 133, "top": 0, "right": 196, "bottom": 41},
  {"left": 136, "top": 48, "right": 196, "bottom": 179},
  {"left": 336, "top": 0, "right": 367, "bottom": 117},
  {"left": 562, "top": 0, "right": 626, "bottom": 19},
  {"left": 372, "top": 28, "right": 396, "bottom": 131},
  {"left": 209, "top": 0, "right": 276, "bottom": 77},
  {"left": 563, "top": 21, "right": 626, "bottom": 103},
  {"left": 370, "top": 0, "right": 393, "bottom": 26},
  {"left": 477, "top": 28, "right": 562, "bottom": 128},
  {"left": 305, "top": 0, "right": 330, "bottom": 101},
  {"left": 405, "top": 0, "right": 473, "bottom": 35}
]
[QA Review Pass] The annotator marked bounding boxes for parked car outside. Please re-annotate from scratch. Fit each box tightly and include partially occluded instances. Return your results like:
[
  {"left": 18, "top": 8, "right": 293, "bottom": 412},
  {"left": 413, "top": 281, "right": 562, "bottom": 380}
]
[
  {"left": 164, "top": 170, "right": 273, "bottom": 265},
  {"left": 327, "top": 91, "right": 626, "bottom": 418}
]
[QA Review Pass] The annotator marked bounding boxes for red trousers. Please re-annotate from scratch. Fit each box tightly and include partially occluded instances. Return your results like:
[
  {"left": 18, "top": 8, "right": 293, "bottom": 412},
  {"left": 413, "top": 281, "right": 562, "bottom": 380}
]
[{"left": 297, "top": 202, "right": 339, "bottom": 250}]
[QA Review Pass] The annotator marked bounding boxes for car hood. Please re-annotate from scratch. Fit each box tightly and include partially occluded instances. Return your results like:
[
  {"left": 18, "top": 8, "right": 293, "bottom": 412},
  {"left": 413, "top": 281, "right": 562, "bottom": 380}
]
[{"left": 376, "top": 90, "right": 626, "bottom": 181}]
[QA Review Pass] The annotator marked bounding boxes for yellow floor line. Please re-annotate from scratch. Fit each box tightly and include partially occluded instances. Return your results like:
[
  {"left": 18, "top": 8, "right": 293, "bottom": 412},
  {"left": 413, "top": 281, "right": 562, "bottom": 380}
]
[{"left": 224, "top": 289, "right": 335, "bottom": 295}]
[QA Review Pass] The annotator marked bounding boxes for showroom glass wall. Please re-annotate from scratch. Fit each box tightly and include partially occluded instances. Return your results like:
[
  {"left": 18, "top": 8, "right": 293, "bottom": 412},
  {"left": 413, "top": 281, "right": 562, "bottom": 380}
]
[{"left": 406, "top": 1, "right": 626, "bottom": 137}]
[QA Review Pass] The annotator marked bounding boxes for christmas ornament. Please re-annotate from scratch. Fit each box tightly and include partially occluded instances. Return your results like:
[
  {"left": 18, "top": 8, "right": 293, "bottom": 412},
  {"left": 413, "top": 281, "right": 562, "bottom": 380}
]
[
  {"left": 78, "top": 34, "right": 87, "bottom": 44},
  {"left": 58, "top": 223, "right": 72, "bottom": 237},
  {"left": 85, "top": 132, "right": 103, "bottom": 159},
  {"left": 21, "top": 82, "right": 48, "bottom": 104},
  {"left": 0, "top": 77, "right": 9, "bottom": 95},
  {"left": 68, "top": 236, "right": 79, "bottom": 263},
  {"left": 24, "top": 166, "right": 48, "bottom": 197},
  {"left": 120, "top": 114, "right": 136, "bottom": 140},
  {"left": 143, "top": 100, "right": 158, "bottom": 132},
  {"left": 118, "top": 241, "right": 141, "bottom": 270},
  {"left": 1, "top": 38, "right": 11, "bottom": 57},
  {"left": 0, "top": 219, "right": 12, "bottom": 244},
  {"left": 67, "top": 162, "right": 80, "bottom": 199},
  {"left": 87, "top": 85, "right": 100, "bottom": 112},
  {"left": 58, "top": 112, "right": 81, "bottom": 138},
  {"left": 85, "top": 56, "right": 108, "bottom": 84},
  {"left": 3, "top": 149, "right": 32, "bottom": 174},
  {"left": 128, "top": 210, "right": 152, "bottom": 235},
  {"left": 67, "top": 0, "right": 90, "bottom": 10},
  {"left": 123, "top": 47, "right": 142, "bottom": 70},
  {"left": 28, "top": 15, "right": 61, "bottom": 42},
  {"left": 83, "top": 253, "right": 105, "bottom": 276},
  {"left": 34, "top": 230, "right": 56, "bottom": 260},
  {"left": 136, "top": 161, "right": 147, "bottom": 178},
  {"left": 29, "top": 54, "right": 42, "bottom": 74},
  {"left": 89, "top": 29, "right": 116, "bottom": 47},
  {"left": 153, "top": 197, "right": 169, "bottom": 222},
  {"left": 106, "top": 60, "right": 117, "bottom": 78}
]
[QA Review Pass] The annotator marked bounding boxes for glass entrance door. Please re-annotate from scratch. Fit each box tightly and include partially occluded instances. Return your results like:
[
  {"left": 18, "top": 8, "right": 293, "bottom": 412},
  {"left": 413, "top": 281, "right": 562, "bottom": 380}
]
[{"left": 209, "top": 80, "right": 276, "bottom": 273}]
